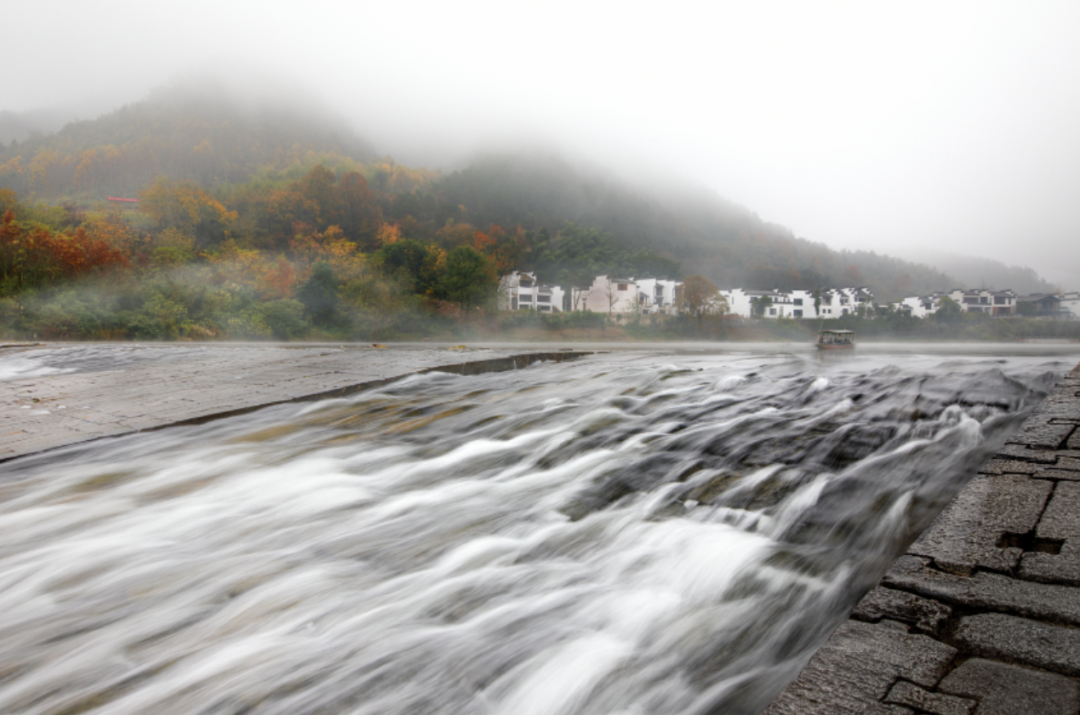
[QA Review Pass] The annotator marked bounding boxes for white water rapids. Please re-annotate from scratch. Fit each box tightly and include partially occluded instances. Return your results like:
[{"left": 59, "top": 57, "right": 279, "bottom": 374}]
[{"left": 0, "top": 348, "right": 1071, "bottom": 714}]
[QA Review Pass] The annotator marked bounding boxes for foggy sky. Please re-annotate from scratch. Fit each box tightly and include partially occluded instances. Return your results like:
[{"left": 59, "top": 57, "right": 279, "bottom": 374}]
[{"left": 6, "top": 0, "right": 1080, "bottom": 288}]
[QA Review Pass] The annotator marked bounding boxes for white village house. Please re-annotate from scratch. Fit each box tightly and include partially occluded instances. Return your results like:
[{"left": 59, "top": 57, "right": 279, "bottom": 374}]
[
  {"left": 500, "top": 271, "right": 881, "bottom": 319},
  {"left": 1062, "top": 292, "right": 1080, "bottom": 318},
  {"left": 570, "top": 276, "right": 683, "bottom": 315},
  {"left": 893, "top": 293, "right": 948, "bottom": 319},
  {"left": 951, "top": 289, "right": 1018, "bottom": 316},
  {"left": 719, "top": 287, "right": 873, "bottom": 319},
  {"left": 892, "top": 289, "right": 1018, "bottom": 318},
  {"left": 498, "top": 271, "right": 565, "bottom": 313}
]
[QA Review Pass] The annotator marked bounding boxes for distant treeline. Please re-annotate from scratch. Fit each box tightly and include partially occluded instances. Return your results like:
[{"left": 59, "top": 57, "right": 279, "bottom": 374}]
[{"left": 0, "top": 153, "right": 687, "bottom": 340}]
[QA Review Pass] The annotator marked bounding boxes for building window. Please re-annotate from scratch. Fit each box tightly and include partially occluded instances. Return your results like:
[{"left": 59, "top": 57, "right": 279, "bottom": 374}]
[
  {"left": 520, "top": 279, "right": 533, "bottom": 288},
  {"left": 617, "top": 283, "right": 628, "bottom": 291},
  {"left": 537, "top": 295, "right": 551, "bottom": 303},
  {"left": 793, "top": 298, "right": 803, "bottom": 306},
  {"left": 994, "top": 296, "right": 1008, "bottom": 305},
  {"left": 520, "top": 295, "right": 533, "bottom": 302},
  {"left": 769, "top": 308, "right": 776, "bottom": 316},
  {"left": 794, "top": 309, "right": 803, "bottom": 318},
  {"left": 980, "top": 297, "right": 989, "bottom": 304}
]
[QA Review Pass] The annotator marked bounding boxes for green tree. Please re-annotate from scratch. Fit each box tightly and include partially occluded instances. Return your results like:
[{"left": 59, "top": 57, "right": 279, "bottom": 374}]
[
  {"left": 438, "top": 246, "right": 497, "bottom": 313},
  {"left": 934, "top": 295, "right": 962, "bottom": 322},
  {"left": 253, "top": 299, "right": 308, "bottom": 340},
  {"left": 296, "top": 262, "right": 339, "bottom": 327},
  {"left": 375, "top": 239, "right": 433, "bottom": 293},
  {"left": 753, "top": 294, "right": 773, "bottom": 318}
]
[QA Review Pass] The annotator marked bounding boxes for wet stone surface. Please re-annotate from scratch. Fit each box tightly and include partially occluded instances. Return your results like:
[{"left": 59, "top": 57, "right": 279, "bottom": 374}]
[
  {"left": 762, "top": 620, "right": 955, "bottom": 715},
  {"left": 764, "top": 362, "right": 1080, "bottom": 715},
  {"left": 0, "top": 343, "right": 589, "bottom": 462},
  {"left": 1020, "top": 480, "right": 1080, "bottom": 585},
  {"left": 907, "top": 474, "right": 1052, "bottom": 576},
  {"left": 939, "top": 659, "right": 1080, "bottom": 715}
]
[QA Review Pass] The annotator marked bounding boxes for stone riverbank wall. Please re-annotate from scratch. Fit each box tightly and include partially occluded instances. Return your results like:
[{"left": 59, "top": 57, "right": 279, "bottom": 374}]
[{"left": 765, "top": 362, "right": 1080, "bottom": 715}]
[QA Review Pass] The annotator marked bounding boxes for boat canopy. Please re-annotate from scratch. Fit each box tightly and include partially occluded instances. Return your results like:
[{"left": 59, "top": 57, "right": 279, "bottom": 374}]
[{"left": 817, "top": 329, "right": 855, "bottom": 347}]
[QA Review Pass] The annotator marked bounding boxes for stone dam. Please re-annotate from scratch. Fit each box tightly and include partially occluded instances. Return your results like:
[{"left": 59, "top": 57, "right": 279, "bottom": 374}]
[{"left": 2, "top": 342, "right": 1079, "bottom": 714}]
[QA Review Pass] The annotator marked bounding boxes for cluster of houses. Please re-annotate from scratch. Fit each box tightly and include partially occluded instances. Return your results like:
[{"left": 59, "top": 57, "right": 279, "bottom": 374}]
[
  {"left": 499, "top": 272, "right": 875, "bottom": 319},
  {"left": 892, "top": 289, "right": 1080, "bottom": 320},
  {"left": 499, "top": 271, "right": 1080, "bottom": 321}
]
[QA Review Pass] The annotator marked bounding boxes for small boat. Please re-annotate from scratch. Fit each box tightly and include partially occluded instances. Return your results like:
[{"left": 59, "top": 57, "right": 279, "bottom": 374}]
[{"left": 816, "top": 329, "right": 855, "bottom": 350}]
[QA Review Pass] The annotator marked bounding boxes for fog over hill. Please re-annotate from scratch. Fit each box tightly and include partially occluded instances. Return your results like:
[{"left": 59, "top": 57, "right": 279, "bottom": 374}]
[
  {"left": 5, "top": 4, "right": 1080, "bottom": 290},
  {"left": 892, "top": 248, "right": 1058, "bottom": 296},
  {"left": 0, "top": 77, "right": 1065, "bottom": 301},
  {"left": 0, "top": 78, "right": 375, "bottom": 200}
]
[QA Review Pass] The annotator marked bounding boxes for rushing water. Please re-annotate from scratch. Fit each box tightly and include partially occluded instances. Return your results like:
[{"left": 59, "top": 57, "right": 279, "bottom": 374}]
[{"left": 0, "top": 348, "right": 1073, "bottom": 715}]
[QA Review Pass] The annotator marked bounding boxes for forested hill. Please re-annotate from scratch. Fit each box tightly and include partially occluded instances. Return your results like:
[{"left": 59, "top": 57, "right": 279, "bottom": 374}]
[
  {"left": 433, "top": 154, "right": 955, "bottom": 299},
  {"left": 0, "top": 87, "right": 967, "bottom": 300},
  {"left": 0, "top": 88, "right": 375, "bottom": 200}
]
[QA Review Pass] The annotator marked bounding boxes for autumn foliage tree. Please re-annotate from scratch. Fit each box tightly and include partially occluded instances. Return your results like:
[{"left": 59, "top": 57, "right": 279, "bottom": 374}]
[
  {"left": 139, "top": 178, "right": 236, "bottom": 247},
  {"left": 676, "top": 275, "right": 726, "bottom": 326},
  {"left": 0, "top": 210, "right": 128, "bottom": 295}
]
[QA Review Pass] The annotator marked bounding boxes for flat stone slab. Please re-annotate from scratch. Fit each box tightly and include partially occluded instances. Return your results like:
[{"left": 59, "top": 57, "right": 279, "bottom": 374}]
[
  {"left": 762, "top": 620, "right": 956, "bottom": 715},
  {"left": 938, "top": 659, "right": 1080, "bottom": 715},
  {"left": 884, "top": 680, "right": 975, "bottom": 715},
  {"left": 1007, "top": 420, "right": 1076, "bottom": 450},
  {"left": 1021, "top": 480, "right": 1080, "bottom": 585},
  {"left": 954, "top": 612, "right": 1080, "bottom": 677},
  {"left": 851, "top": 583, "right": 951, "bottom": 636},
  {"left": 883, "top": 555, "right": 1080, "bottom": 625},
  {"left": 908, "top": 474, "right": 1052, "bottom": 575},
  {"left": 977, "top": 458, "right": 1039, "bottom": 476},
  {"left": 1, "top": 343, "right": 590, "bottom": 462}
]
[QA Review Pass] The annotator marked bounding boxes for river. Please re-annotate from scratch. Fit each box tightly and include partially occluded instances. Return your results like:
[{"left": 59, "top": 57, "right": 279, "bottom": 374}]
[{"left": 0, "top": 346, "right": 1074, "bottom": 715}]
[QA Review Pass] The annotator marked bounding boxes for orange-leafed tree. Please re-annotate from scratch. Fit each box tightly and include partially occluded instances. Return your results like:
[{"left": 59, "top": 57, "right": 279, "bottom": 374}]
[
  {"left": 0, "top": 210, "right": 128, "bottom": 295},
  {"left": 259, "top": 256, "right": 299, "bottom": 299},
  {"left": 376, "top": 222, "right": 402, "bottom": 246}
]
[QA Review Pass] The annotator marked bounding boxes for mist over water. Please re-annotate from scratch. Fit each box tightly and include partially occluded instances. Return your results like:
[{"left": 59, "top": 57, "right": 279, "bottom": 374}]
[{"left": 0, "top": 349, "right": 1069, "bottom": 715}]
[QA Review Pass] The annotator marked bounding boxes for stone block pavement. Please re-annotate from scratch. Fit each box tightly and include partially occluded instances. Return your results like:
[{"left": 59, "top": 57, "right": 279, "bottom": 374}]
[
  {"left": 1, "top": 343, "right": 588, "bottom": 463},
  {"left": 765, "top": 362, "right": 1080, "bottom": 715}
]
